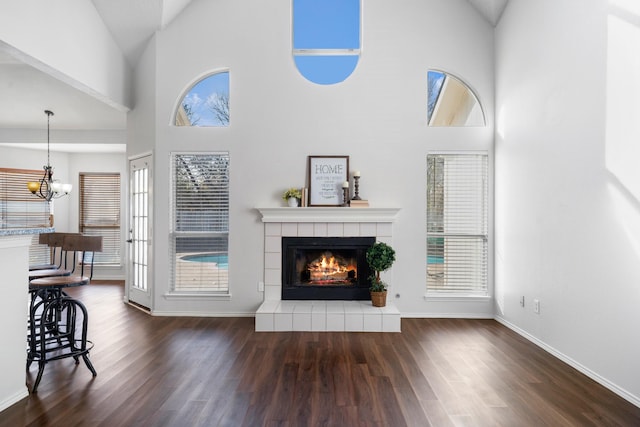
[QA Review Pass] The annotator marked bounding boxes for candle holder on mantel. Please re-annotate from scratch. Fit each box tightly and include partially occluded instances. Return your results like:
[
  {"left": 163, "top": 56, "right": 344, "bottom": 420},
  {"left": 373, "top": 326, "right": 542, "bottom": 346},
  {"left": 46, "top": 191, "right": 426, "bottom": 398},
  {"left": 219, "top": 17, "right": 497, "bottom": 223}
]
[
  {"left": 352, "top": 175, "right": 362, "bottom": 200},
  {"left": 342, "top": 185, "right": 350, "bottom": 207}
]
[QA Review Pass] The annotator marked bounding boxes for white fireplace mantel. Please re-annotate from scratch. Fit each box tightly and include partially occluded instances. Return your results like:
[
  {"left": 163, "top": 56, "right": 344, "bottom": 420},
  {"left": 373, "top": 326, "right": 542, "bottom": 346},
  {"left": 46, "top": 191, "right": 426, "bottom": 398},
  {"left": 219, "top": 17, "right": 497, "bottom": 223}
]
[{"left": 257, "top": 207, "right": 401, "bottom": 223}]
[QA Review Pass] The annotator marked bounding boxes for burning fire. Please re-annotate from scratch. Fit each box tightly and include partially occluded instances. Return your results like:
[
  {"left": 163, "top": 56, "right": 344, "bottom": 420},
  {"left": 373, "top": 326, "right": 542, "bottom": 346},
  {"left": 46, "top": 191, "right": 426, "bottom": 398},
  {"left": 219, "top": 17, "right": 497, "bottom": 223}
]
[{"left": 307, "top": 252, "right": 356, "bottom": 284}]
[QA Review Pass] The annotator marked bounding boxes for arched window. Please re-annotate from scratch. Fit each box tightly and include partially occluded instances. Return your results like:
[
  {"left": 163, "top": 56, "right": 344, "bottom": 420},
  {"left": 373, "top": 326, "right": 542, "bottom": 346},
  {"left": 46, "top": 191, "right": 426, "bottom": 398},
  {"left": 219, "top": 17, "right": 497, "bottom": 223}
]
[
  {"left": 292, "top": 0, "right": 361, "bottom": 85},
  {"left": 175, "top": 71, "right": 230, "bottom": 127},
  {"left": 427, "top": 70, "right": 485, "bottom": 126}
]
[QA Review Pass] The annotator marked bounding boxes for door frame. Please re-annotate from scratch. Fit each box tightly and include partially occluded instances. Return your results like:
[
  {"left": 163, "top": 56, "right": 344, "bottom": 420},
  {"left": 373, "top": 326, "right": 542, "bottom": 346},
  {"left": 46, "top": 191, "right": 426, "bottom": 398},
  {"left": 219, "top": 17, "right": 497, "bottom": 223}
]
[{"left": 126, "top": 152, "right": 153, "bottom": 310}]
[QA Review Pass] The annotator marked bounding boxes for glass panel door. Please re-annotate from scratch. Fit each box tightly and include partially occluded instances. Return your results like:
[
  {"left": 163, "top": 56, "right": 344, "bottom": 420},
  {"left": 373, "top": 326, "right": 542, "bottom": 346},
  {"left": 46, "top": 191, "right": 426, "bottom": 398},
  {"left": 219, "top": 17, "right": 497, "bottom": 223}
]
[{"left": 128, "top": 155, "right": 152, "bottom": 308}]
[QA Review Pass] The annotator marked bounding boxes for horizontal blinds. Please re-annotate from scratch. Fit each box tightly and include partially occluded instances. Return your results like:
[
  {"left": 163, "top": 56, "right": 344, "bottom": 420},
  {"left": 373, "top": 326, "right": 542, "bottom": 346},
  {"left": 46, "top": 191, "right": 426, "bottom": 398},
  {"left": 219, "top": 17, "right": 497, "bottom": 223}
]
[
  {"left": 0, "top": 168, "right": 50, "bottom": 265},
  {"left": 427, "top": 154, "right": 488, "bottom": 293},
  {"left": 170, "top": 234, "right": 229, "bottom": 292},
  {"left": 173, "top": 154, "right": 229, "bottom": 232},
  {"left": 29, "top": 234, "right": 51, "bottom": 266},
  {"left": 79, "top": 173, "right": 121, "bottom": 265},
  {"left": 0, "top": 168, "right": 50, "bottom": 228},
  {"left": 171, "top": 153, "right": 230, "bottom": 292}
]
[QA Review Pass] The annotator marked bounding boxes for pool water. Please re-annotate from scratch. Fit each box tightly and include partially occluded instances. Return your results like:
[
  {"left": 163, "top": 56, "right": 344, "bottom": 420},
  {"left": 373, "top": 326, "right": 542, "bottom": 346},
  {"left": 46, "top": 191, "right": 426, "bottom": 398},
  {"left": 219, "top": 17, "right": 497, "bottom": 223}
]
[
  {"left": 182, "top": 253, "right": 229, "bottom": 268},
  {"left": 184, "top": 254, "right": 440, "bottom": 268}
]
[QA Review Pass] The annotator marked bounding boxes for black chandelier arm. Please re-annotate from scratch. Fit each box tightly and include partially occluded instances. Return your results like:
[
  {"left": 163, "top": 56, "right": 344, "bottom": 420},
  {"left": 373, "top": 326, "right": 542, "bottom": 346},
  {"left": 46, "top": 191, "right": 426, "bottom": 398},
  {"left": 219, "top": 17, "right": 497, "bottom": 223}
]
[{"left": 27, "top": 110, "right": 71, "bottom": 201}]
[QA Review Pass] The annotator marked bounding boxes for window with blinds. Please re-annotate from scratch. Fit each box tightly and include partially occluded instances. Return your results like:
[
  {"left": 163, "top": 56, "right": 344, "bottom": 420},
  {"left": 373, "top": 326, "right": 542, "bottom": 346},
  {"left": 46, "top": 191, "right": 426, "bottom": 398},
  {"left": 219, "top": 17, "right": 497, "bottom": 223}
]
[
  {"left": 170, "top": 153, "right": 230, "bottom": 293},
  {"left": 426, "top": 154, "right": 488, "bottom": 294},
  {"left": 79, "top": 173, "right": 121, "bottom": 265},
  {"left": 0, "top": 168, "right": 51, "bottom": 265}
]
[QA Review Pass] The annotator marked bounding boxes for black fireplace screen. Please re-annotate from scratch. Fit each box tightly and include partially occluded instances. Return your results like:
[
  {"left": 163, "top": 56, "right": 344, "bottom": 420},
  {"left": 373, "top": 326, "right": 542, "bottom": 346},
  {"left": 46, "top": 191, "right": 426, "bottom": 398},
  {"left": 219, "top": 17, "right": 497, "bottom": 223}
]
[{"left": 282, "top": 236, "right": 375, "bottom": 300}]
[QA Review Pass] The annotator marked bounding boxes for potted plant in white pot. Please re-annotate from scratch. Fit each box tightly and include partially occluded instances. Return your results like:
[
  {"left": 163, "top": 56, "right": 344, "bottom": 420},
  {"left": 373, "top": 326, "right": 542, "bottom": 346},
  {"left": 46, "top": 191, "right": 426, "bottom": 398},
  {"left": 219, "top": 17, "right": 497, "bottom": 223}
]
[
  {"left": 282, "top": 188, "right": 302, "bottom": 207},
  {"left": 366, "top": 241, "right": 396, "bottom": 307}
]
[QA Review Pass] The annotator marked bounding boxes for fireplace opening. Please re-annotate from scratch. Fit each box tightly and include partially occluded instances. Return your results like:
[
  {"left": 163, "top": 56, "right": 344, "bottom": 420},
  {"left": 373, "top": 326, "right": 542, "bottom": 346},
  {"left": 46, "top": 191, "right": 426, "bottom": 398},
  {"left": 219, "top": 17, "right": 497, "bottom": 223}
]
[{"left": 282, "top": 236, "right": 375, "bottom": 300}]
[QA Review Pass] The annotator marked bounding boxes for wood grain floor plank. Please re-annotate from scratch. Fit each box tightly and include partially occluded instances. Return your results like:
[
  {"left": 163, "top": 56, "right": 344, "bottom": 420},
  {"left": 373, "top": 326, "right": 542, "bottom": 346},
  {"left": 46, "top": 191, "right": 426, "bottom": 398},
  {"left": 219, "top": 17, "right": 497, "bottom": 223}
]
[{"left": 2, "top": 283, "right": 639, "bottom": 426}]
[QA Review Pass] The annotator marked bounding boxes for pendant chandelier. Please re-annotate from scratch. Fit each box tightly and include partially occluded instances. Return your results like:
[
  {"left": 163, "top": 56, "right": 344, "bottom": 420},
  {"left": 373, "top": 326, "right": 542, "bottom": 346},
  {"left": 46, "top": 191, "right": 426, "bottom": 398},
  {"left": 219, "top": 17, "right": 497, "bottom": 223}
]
[{"left": 26, "top": 110, "right": 72, "bottom": 201}]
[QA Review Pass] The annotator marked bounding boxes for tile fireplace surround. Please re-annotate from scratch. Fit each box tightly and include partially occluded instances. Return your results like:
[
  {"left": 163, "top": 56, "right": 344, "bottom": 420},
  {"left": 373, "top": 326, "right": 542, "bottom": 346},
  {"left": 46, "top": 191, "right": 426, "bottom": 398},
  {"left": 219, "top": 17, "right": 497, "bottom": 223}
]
[{"left": 256, "top": 207, "right": 401, "bottom": 332}]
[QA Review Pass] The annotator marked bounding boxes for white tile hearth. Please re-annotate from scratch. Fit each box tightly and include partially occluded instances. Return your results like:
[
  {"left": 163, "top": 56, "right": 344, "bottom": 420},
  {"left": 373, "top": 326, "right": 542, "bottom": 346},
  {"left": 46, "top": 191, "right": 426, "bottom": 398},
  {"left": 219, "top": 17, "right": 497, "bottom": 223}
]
[
  {"left": 256, "top": 207, "right": 401, "bottom": 332},
  {"left": 255, "top": 300, "right": 401, "bottom": 332}
]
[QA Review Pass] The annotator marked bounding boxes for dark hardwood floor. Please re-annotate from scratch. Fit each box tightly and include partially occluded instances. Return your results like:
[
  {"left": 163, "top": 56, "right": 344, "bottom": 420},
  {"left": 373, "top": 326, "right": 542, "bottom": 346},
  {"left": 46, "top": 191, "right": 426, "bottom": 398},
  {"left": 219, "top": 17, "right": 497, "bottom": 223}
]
[{"left": 2, "top": 282, "right": 639, "bottom": 426}]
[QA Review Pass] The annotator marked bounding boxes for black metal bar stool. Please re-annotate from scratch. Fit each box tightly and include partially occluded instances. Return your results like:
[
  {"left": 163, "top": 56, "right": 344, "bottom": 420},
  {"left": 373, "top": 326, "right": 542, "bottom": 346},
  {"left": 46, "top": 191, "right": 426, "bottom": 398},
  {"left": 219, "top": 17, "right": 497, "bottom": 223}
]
[
  {"left": 27, "top": 233, "right": 78, "bottom": 347},
  {"left": 27, "top": 234, "right": 102, "bottom": 393}
]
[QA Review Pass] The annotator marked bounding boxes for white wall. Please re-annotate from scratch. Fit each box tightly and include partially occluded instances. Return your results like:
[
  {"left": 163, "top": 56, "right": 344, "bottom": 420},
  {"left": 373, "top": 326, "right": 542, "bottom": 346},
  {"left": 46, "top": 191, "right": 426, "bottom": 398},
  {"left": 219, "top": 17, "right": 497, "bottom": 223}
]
[
  {"left": 135, "top": 0, "right": 495, "bottom": 316},
  {"left": 127, "top": 35, "right": 157, "bottom": 157},
  {"left": 495, "top": 0, "right": 640, "bottom": 405},
  {"left": 0, "top": 0, "right": 131, "bottom": 110},
  {"left": 0, "top": 235, "right": 31, "bottom": 411}
]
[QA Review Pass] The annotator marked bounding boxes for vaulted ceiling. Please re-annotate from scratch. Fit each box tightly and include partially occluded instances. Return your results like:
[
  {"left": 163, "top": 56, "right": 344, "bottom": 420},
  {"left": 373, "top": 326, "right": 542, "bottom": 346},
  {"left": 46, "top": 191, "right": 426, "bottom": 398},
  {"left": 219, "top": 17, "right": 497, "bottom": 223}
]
[
  {"left": 92, "top": 0, "right": 509, "bottom": 68},
  {"left": 0, "top": 0, "right": 508, "bottom": 134}
]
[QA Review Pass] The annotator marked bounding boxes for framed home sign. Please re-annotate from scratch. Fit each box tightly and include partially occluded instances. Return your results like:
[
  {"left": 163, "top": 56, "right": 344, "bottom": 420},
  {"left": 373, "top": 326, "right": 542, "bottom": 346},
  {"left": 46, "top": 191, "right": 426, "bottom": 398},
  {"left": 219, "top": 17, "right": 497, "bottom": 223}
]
[{"left": 307, "top": 155, "right": 349, "bottom": 206}]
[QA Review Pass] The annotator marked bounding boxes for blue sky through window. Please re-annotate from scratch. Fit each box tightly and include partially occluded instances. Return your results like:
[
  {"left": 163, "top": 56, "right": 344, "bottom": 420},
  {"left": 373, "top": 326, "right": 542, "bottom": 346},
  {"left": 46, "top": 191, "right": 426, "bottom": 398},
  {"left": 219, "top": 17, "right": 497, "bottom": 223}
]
[
  {"left": 427, "top": 70, "right": 446, "bottom": 121},
  {"left": 294, "top": 56, "right": 359, "bottom": 85},
  {"left": 293, "top": 0, "right": 360, "bottom": 85},
  {"left": 179, "top": 72, "right": 229, "bottom": 127},
  {"left": 293, "top": 0, "right": 360, "bottom": 49}
]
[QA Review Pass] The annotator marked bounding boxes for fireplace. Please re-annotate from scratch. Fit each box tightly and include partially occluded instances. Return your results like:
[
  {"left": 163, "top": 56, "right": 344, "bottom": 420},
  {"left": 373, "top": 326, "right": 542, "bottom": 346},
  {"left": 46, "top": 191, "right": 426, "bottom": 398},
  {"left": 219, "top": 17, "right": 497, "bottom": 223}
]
[
  {"left": 256, "top": 207, "right": 401, "bottom": 332},
  {"left": 282, "top": 236, "right": 375, "bottom": 300}
]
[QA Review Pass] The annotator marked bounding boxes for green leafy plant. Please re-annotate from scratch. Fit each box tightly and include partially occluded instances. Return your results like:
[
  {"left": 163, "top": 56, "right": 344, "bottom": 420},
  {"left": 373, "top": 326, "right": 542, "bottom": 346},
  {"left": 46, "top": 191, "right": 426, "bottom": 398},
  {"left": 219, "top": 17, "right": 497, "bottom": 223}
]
[
  {"left": 366, "top": 242, "right": 396, "bottom": 292},
  {"left": 282, "top": 187, "right": 302, "bottom": 201}
]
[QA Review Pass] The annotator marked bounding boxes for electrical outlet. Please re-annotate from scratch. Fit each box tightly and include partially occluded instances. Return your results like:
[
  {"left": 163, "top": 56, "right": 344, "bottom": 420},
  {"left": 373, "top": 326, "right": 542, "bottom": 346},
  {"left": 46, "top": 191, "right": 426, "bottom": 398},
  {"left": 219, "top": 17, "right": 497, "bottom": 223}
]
[
  {"left": 520, "top": 296, "right": 525, "bottom": 307},
  {"left": 534, "top": 299, "right": 540, "bottom": 314},
  {"left": 258, "top": 281, "right": 264, "bottom": 292}
]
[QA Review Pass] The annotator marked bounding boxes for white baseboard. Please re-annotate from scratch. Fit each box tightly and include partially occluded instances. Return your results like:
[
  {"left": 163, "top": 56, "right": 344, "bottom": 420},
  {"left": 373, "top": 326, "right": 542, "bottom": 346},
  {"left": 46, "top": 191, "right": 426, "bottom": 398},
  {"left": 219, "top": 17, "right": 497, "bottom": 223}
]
[
  {"left": 402, "top": 312, "right": 493, "bottom": 319},
  {"left": 149, "top": 310, "right": 254, "bottom": 317},
  {"left": 0, "top": 388, "right": 28, "bottom": 413},
  {"left": 494, "top": 315, "right": 640, "bottom": 408}
]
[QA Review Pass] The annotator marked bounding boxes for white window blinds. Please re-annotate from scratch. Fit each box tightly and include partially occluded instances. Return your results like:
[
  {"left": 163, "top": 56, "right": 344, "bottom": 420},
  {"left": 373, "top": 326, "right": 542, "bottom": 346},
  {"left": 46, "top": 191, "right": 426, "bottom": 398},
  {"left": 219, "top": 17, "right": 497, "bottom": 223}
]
[
  {"left": 170, "top": 153, "right": 230, "bottom": 293},
  {"left": 79, "top": 173, "right": 121, "bottom": 265},
  {"left": 0, "top": 168, "right": 51, "bottom": 265},
  {"left": 427, "top": 154, "right": 488, "bottom": 294}
]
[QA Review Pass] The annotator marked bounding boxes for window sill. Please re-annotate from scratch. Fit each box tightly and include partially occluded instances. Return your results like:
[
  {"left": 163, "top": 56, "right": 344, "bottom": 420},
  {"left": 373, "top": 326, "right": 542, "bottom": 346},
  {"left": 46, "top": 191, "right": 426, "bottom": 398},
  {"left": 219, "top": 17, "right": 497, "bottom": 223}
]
[
  {"left": 89, "top": 264, "right": 122, "bottom": 269},
  {"left": 163, "top": 292, "right": 232, "bottom": 301},
  {"left": 423, "top": 293, "right": 491, "bottom": 303}
]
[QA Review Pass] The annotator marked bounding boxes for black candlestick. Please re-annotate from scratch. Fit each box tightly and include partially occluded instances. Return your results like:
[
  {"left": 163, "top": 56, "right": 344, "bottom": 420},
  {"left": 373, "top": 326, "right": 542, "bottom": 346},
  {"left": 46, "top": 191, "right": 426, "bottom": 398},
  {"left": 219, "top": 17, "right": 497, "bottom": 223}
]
[
  {"left": 342, "top": 187, "right": 350, "bottom": 207},
  {"left": 352, "top": 176, "right": 362, "bottom": 200}
]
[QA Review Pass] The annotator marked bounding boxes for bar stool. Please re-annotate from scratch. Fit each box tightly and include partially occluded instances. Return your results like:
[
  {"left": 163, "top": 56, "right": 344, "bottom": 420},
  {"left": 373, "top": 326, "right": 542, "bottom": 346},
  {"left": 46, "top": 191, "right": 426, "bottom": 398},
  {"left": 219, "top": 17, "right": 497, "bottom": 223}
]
[
  {"left": 27, "top": 235, "right": 102, "bottom": 393},
  {"left": 29, "top": 232, "right": 80, "bottom": 272},
  {"left": 28, "top": 233, "right": 79, "bottom": 341}
]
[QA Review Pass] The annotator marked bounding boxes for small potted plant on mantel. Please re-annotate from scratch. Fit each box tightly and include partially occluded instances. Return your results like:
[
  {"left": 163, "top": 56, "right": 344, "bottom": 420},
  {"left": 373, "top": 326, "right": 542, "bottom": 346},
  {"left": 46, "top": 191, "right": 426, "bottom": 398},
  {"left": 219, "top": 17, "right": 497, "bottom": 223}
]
[
  {"left": 282, "top": 188, "right": 302, "bottom": 207},
  {"left": 366, "top": 241, "right": 396, "bottom": 307}
]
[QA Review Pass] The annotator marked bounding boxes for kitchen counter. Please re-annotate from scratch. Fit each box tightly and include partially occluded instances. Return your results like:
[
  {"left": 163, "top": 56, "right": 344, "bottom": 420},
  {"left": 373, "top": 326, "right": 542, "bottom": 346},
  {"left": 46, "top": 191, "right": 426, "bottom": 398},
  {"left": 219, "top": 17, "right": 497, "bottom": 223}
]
[
  {"left": 0, "top": 227, "right": 53, "bottom": 410},
  {"left": 0, "top": 226, "right": 54, "bottom": 236}
]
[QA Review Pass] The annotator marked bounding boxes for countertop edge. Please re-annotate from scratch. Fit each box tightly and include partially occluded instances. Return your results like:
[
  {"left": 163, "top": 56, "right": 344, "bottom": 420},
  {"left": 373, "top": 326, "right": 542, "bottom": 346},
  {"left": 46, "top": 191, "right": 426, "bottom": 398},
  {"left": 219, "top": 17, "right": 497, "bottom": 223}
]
[{"left": 0, "top": 227, "right": 54, "bottom": 236}]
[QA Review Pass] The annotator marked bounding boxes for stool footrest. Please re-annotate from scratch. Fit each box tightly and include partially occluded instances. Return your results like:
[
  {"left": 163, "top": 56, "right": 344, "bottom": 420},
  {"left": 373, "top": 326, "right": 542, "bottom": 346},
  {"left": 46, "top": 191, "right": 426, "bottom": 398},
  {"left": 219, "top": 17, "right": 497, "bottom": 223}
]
[{"left": 27, "top": 294, "right": 97, "bottom": 392}]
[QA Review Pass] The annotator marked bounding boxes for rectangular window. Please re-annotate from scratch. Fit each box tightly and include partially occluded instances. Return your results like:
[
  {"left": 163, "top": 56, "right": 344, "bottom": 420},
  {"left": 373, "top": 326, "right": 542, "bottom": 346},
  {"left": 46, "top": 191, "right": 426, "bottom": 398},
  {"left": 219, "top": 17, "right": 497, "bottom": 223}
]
[
  {"left": 170, "top": 153, "right": 230, "bottom": 293},
  {"left": 79, "top": 173, "right": 121, "bottom": 265},
  {"left": 427, "top": 154, "right": 488, "bottom": 294},
  {"left": 0, "top": 168, "right": 51, "bottom": 265}
]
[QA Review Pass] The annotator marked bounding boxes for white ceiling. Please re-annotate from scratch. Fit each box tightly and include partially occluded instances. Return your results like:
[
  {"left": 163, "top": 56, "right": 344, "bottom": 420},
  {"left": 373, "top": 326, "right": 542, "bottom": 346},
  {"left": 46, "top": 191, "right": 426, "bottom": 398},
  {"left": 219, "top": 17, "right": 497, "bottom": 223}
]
[
  {"left": 0, "top": 46, "right": 127, "bottom": 132},
  {"left": 91, "top": 0, "right": 193, "bottom": 67},
  {"left": 0, "top": 0, "right": 508, "bottom": 144},
  {"left": 93, "top": 0, "right": 509, "bottom": 67},
  {"left": 466, "top": 0, "right": 509, "bottom": 26}
]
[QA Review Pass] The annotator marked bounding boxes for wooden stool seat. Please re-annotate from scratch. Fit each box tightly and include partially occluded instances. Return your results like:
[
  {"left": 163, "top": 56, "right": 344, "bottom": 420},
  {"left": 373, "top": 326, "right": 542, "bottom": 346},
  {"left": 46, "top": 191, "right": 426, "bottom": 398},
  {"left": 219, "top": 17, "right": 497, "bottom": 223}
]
[
  {"left": 30, "top": 275, "right": 90, "bottom": 289},
  {"left": 29, "top": 268, "right": 72, "bottom": 280}
]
